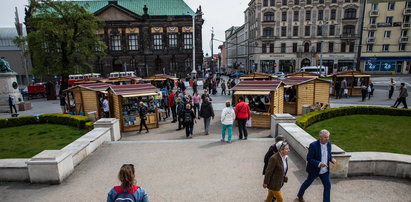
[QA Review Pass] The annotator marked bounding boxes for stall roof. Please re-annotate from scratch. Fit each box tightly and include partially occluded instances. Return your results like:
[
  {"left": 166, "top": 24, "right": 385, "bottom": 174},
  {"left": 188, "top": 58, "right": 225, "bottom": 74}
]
[
  {"left": 332, "top": 70, "right": 371, "bottom": 77},
  {"left": 142, "top": 74, "right": 178, "bottom": 81},
  {"left": 108, "top": 83, "right": 158, "bottom": 97},
  {"left": 231, "top": 80, "right": 283, "bottom": 91},
  {"left": 286, "top": 72, "right": 320, "bottom": 78},
  {"left": 64, "top": 83, "right": 112, "bottom": 92},
  {"left": 240, "top": 72, "right": 276, "bottom": 80},
  {"left": 282, "top": 77, "right": 331, "bottom": 86}
]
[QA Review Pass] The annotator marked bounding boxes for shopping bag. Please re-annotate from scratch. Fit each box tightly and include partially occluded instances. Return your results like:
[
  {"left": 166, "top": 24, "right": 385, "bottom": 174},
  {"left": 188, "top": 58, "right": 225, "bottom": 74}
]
[{"left": 246, "top": 118, "right": 252, "bottom": 127}]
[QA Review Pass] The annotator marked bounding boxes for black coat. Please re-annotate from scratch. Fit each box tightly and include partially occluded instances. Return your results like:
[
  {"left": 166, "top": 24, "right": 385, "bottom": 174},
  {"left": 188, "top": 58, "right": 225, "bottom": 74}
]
[
  {"left": 263, "top": 144, "right": 278, "bottom": 175},
  {"left": 199, "top": 101, "right": 214, "bottom": 118}
]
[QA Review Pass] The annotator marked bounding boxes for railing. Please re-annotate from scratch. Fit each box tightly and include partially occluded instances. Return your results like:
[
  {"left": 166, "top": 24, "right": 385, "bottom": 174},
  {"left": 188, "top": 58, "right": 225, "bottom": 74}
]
[
  {"left": 402, "top": 23, "right": 411, "bottom": 29},
  {"left": 368, "top": 24, "right": 377, "bottom": 30},
  {"left": 367, "top": 37, "right": 375, "bottom": 43},
  {"left": 404, "top": 8, "right": 411, "bottom": 15},
  {"left": 370, "top": 10, "right": 379, "bottom": 16},
  {"left": 399, "top": 36, "right": 409, "bottom": 43}
]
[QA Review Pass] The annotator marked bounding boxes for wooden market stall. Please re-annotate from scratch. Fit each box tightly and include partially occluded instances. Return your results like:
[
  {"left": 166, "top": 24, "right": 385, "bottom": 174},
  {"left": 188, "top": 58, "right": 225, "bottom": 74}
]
[
  {"left": 99, "top": 76, "right": 141, "bottom": 85},
  {"left": 64, "top": 83, "right": 112, "bottom": 118},
  {"left": 331, "top": 70, "right": 371, "bottom": 97},
  {"left": 286, "top": 72, "right": 320, "bottom": 78},
  {"left": 281, "top": 77, "right": 331, "bottom": 115},
  {"left": 239, "top": 72, "right": 277, "bottom": 80},
  {"left": 231, "top": 80, "right": 284, "bottom": 128},
  {"left": 107, "top": 83, "right": 159, "bottom": 132},
  {"left": 142, "top": 74, "right": 178, "bottom": 88}
]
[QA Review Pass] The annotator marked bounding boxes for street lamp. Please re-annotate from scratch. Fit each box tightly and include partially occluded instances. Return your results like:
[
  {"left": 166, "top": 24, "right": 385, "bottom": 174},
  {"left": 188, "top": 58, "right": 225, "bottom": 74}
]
[
  {"left": 319, "top": 20, "right": 329, "bottom": 75},
  {"left": 189, "top": 11, "right": 203, "bottom": 79}
]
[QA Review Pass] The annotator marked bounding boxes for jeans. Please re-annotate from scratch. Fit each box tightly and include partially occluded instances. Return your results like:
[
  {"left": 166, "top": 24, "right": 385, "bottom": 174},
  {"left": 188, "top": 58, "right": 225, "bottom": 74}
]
[
  {"left": 237, "top": 118, "right": 248, "bottom": 139},
  {"left": 9, "top": 104, "right": 17, "bottom": 114},
  {"left": 139, "top": 118, "right": 148, "bottom": 132},
  {"left": 221, "top": 124, "right": 233, "bottom": 141},
  {"left": 193, "top": 103, "right": 200, "bottom": 117},
  {"left": 298, "top": 171, "right": 331, "bottom": 202},
  {"left": 203, "top": 117, "right": 211, "bottom": 134},
  {"left": 394, "top": 97, "right": 408, "bottom": 108},
  {"left": 171, "top": 106, "right": 177, "bottom": 121}
]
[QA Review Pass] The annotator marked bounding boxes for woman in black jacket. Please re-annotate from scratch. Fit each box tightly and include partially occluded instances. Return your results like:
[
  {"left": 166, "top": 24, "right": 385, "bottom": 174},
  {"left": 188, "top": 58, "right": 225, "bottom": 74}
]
[
  {"left": 180, "top": 103, "right": 196, "bottom": 138},
  {"left": 138, "top": 102, "right": 149, "bottom": 133}
]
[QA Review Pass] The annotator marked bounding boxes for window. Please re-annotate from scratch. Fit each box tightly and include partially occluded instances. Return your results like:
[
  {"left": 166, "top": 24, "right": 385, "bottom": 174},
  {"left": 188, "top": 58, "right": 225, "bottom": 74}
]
[
  {"left": 111, "top": 35, "right": 121, "bottom": 51},
  {"left": 183, "top": 33, "right": 193, "bottom": 49},
  {"left": 344, "top": 8, "right": 357, "bottom": 19},
  {"left": 399, "top": 43, "right": 406, "bottom": 51},
  {"left": 281, "top": 26, "right": 287, "bottom": 36},
  {"left": 345, "top": 0, "right": 350, "bottom": 2},
  {"left": 185, "top": 58, "right": 192, "bottom": 70},
  {"left": 404, "top": 16, "right": 410, "bottom": 23},
  {"left": 281, "top": 43, "right": 286, "bottom": 53},
  {"left": 153, "top": 34, "right": 163, "bottom": 50},
  {"left": 332, "top": 0, "right": 337, "bottom": 3},
  {"left": 306, "top": 0, "right": 311, "bottom": 4},
  {"left": 402, "top": 30, "right": 409, "bottom": 37},
  {"left": 128, "top": 34, "right": 138, "bottom": 50},
  {"left": 343, "top": 25, "right": 355, "bottom": 35},
  {"left": 270, "top": 43, "right": 274, "bottom": 53},
  {"left": 263, "top": 0, "right": 268, "bottom": 6},
  {"left": 386, "top": 16, "right": 393, "bottom": 24},
  {"left": 270, "top": 0, "right": 275, "bottom": 6},
  {"left": 329, "top": 25, "right": 335, "bottom": 36},
  {"left": 382, "top": 44, "right": 389, "bottom": 52},
  {"left": 341, "top": 42, "right": 346, "bottom": 52},
  {"left": 318, "top": 10, "right": 324, "bottom": 21},
  {"left": 305, "top": 26, "right": 310, "bottom": 36},
  {"left": 304, "top": 42, "right": 310, "bottom": 52},
  {"left": 294, "top": 11, "right": 299, "bottom": 21},
  {"left": 264, "top": 12, "right": 275, "bottom": 21},
  {"left": 319, "top": 0, "right": 324, "bottom": 3},
  {"left": 295, "top": 0, "right": 299, "bottom": 5},
  {"left": 282, "top": 12, "right": 287, "bottom": 22},
  {"left": 408, "top": 1, "right": 411, "bottom": 8},
  {"left": 368, "top": 31, "right": 375, "bottom": 38},
  {"left": 366, "top": 44, "right": 373, "bottom": 52},
  {"left": 330, "top": 9, "right": 336, "bottom": 20},
  {"left": 384, "top": 31, "right": 391, "bottom": 38},
  {"left": 371, "top": 3, "right": 378, "bottom": 11},
  {"left": 349, "top": 41, "right": 355, "bottom": 52},
  {"left": 317, "top": 42, "right": 322, "bottom": 52},
  {"left": 168, "top": 34, "right": 178, "bottom": 48},
  {"left": 329, "top": 42, "right": 334, "bottom": 53},
  {"left": 262, "top": 43, "right": 267, "bottom": 53},
  {"left": 282, "top": 0, "right": 287, "bottom": 6},
  {"left": 370, "top": 17, "right": 376, "bottom": 24},
  {"left": 317, "top": 25, "right": 323, "bottom": 36},
  {"left": 293, "top": 26, "right": 299, "bottom": 36},
  {"left": 263, "top": 27, "right": 274, "bottom": 36},
  {"left": 293, "top": 43, "right": 298, "bottom": 53},
  {"left": 387, "top": 2, "right": 395, "bottom": 10},
  {"left": 306, "top": 10, "right": 311, "bottom": 21}
]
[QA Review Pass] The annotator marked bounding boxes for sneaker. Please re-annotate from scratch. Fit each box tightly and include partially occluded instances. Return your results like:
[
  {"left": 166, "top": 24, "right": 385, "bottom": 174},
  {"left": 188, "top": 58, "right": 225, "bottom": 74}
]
[
  {"left": 244, "top": 137, "right": 248, "bottom": 140},
  {"left": 220, "top": 139, "right": 225, "bottom": 142},
  {"left": 228, "top": 140, "right": 232, "bottom": 143}
]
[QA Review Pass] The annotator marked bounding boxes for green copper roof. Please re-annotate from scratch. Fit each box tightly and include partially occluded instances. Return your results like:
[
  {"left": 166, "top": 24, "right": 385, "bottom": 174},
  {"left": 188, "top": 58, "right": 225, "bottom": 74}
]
[{"left": 66, "top": 0, "right": 195, "bottom": 16}]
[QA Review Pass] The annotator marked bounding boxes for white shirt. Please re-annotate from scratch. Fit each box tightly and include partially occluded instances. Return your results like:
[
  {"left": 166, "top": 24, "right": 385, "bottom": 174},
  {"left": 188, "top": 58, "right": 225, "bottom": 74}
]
[
  {"left": 103, "top": 99, "right": 109, "bottom": 112},
  {"left": 280, "top": 154, "right": 288, "bottom": 174},
  {"left": 319, "top": 143, "right": 328, "bottom": 174}
]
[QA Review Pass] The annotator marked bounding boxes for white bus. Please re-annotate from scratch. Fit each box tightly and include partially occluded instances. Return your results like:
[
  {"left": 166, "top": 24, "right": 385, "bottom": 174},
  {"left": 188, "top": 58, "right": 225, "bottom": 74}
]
[
  {"left": 300, "top": 66, "right": 328, "bottom": 76},
  {"left": 109, "top": 71, "right": 136, "bottom": 78}
]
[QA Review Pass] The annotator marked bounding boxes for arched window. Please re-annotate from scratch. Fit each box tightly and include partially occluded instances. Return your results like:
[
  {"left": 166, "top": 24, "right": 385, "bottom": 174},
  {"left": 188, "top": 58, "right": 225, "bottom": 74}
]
[
  {"left": 344, "top": 8, "right": 357, "bottom": 19},
  {"left": 263, "top": 27, "right": 274, "bottom": 36},
  {"left": 263, "top": 12, "right": 275, "bottom": 22},
  {"left": 343, "top": 25, "right": 356, "bottom": 35},
  {"left": 304, "top": 42, "right": 310, "bottom": 52}
]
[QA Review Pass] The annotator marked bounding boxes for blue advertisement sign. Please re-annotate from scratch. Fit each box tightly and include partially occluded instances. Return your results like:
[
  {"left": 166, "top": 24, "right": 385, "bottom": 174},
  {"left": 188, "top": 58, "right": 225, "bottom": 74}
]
[
  {"left": 365, "top": 60, "right": 380, "bottom": 71},
  {"left": 380, "top": 62, "right": 395, "bottom": 71},
  {"left": 365, "top": 61, "right": 396, "bottom": 71}
]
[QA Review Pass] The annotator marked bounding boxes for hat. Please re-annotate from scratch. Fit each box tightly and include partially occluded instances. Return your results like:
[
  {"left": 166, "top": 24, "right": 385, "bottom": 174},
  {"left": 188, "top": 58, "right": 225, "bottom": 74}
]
[{"left": 276, "top": 141, "right": 284, "bottom": 151}]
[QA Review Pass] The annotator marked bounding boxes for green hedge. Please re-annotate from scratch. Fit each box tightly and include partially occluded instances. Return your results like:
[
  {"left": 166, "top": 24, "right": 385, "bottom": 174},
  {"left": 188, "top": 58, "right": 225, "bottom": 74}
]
[
  {"left": 6, "top": 116, "right": 38, "bottom": 128},
  {"left": 85, "top": 121, "right": 94, "bottom": 131},
  {"left": 38, "top": 114, "right": 91, "bottom": 129},
  {"left": 296, "top": 106, "right": 411, "bottom": 129}
]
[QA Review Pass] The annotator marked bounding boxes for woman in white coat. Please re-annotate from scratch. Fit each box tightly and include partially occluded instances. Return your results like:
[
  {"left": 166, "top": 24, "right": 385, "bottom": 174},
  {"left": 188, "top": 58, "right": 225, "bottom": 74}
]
[{"left": 221, "top": 100, "right": 236, "bottom": 143}]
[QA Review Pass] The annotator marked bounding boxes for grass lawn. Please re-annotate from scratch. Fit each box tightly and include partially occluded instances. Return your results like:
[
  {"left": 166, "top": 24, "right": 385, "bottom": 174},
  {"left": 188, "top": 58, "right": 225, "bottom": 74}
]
[
  {"left": 0, "top": 124, "right": 86, "bottom": 159},
  {"left": 305, "top": 115, "right": 411, "bottom": 155}
]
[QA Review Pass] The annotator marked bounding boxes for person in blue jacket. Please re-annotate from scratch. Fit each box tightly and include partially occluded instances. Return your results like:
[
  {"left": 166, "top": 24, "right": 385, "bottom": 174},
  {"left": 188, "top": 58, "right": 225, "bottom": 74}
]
[
  {"left": 107, "top": 164, "right": 149, "bottom": 202},
  {"left": 297, "top": 129, "right": 336, "bottom": 202}
]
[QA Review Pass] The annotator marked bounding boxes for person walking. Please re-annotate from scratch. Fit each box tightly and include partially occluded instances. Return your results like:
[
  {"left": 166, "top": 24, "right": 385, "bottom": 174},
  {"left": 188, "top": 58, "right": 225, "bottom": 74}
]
[
  {"left": 59, "top": 94, "right": 67, "bottom": 114},
  {"left": 106, "top": 164, "right": 149, "bottom": 202},
  {"left": 263, "top": 135, "right": 285, "bottom": 175},
  {"left": 297, "top": 129, "right": 337, "bottom": 202},
  {"left": 334, "top": 80, "right": 341, "bottom": 99},
  {"left": 192, "top": 92, "right": 201, "bottom": 119},
  {"left": 392, "top": 83, "right": 408, "bottom": 108},
  {"left": 201, "top": 89, "right": 212, "bottom": 102},
  {"left": 199, "top": 97, "right": 215, "bottom": 135},
  {"left": 361, "top": 83, "right": 367, "bottom": 102},
  {"left": 341, "top": 78, "right": 348, "bottom": 98},
  {"left": 8, "top": 95, "right": 17, "bottom": 114},
  {"left": 368, "top": 81, "right": 374, "bottom": 100},
  {"left": 234, "top": 96, "right": 250, "bottom": 140},
  {"left": 102, "top": 97, "right": 109, "bottom": 118},
  {"left": 180, "top": 103, "right": 195, "bottom": 138},
  {"left": 192, "top": 79, "right": 198, "bottom": 94},
  {"left": 388, "top": 78, "right": 396, "bottom": 99},
  {"left": 221, "top": 80, "right": 226, "bottom": 95},
  {"left": 227, "top": 79, "right": 232, "bottom": 95},
  {"left": 138, "top": 102, "right": 149, "bottom": 133},
  {"left": 220, "top": 101, "right": 235, "bottom": 143},
  {"left": 263, "top": 141, "right": 290, "bottom": 202},
  {"left": 168, "top": 90, "right": 177, "bottom": 123},
  {"left": 176, "top": 97, "right": 185, "bottom": 131}
]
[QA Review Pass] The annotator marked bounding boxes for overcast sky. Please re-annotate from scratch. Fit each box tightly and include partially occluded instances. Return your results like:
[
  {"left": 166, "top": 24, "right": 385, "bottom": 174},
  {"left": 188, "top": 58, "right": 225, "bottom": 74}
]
[{"left": 0, "top": 0, "right": 248, "bottom": 56}]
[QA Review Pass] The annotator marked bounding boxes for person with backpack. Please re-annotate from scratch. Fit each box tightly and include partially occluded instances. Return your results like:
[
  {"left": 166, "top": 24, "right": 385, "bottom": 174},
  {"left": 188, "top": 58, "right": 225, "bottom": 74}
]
[
  {"left": 138, "top": 102, "right": 149, "bottom": 134},
  {"left": 176, "top": 97, "right": 186, "bottom": 131},
  {"left": 180, "top": 103, "right": 196, "bottom": 138},
  {"left": 107, "top": 164, "right": 149, "bottom": 202},
  {"left": 220, "top": 100, "right": 235, "bottom": 143},
  {"left": 199, "top": 97, "right": 215, "bottom": 135}
]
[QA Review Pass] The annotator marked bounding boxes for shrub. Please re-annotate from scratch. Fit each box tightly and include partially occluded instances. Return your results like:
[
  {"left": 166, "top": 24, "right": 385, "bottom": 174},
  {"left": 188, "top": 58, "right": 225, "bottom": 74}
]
[
  {"left": 39, "top": 114, "right": 90, "bottom": 129},
  {"left": 296, "top": 106, "right": 411, "bottom": 129},
  {"left": 0, "top": 118, "right": 7, "bottom": 128},
  {"left": 6, "top": 116, "right": 38, "bottom": 128},
  {"left": 85, "top": 121, "right": 94, "bottom": 131}
]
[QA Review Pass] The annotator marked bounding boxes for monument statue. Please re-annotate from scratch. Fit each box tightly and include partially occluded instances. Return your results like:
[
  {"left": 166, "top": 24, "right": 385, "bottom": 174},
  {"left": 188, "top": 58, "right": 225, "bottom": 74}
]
[{"left": 0, "top": 57, "right": 14, "bottom": 73}]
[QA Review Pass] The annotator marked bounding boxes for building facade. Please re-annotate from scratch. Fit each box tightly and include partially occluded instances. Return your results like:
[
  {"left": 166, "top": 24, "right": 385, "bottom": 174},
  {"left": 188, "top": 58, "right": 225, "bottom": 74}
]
[
  {"left": 225, "top": 25, "right": 249, "bottom": 73},
  {"left": 26, "top": 0, "right": 203, "bottom": 78},
  {"left": 245, "top": 0, "right": 361, "bottom": 74},
  {"left": 360, "top": 0, "right": 411, "bottom": 74}
]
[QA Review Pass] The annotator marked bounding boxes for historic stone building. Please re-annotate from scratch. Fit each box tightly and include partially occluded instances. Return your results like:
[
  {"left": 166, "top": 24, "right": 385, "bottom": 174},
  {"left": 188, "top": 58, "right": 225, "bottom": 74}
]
[
  {"left": 225, "top": 25, "right": 249, "bottom": 73},
  {"left": 26, "top": 0, "right": 204, "bottom": 77},
  {"left": 245, "top": 0, "right": 361, "bottom": 74}
]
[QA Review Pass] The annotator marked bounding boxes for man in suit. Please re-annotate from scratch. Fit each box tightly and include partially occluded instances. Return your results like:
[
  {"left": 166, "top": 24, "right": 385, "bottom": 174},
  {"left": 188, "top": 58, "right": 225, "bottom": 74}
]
[{"left": 297, "top": 129, "right": 336, "bottom": 202}]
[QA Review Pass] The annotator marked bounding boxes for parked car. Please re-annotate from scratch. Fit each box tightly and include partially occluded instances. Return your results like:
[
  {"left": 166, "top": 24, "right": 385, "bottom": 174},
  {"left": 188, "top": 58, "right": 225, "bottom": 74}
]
[
  {"left": 274, "top": 72, "right": 285, "bottom": 77},
  {"left": 229, "top": 72, "right": 245, "bottom": 78}
]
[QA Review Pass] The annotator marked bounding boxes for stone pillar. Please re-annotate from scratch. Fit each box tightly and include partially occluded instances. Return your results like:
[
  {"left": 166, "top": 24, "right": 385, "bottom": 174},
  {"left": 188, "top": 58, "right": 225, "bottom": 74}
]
[
  {"left": 270, "top": 114, "right": 295, "bottom": 138},
  {"left": 26, "top": 150, "right": 74, "bottom": 184},
  {"left": 330, "top": 144, "right": 351, "bottom": 178},
  {"left": 0, "top": 72, "right": 23, "bottom": 113},
  {"left": 93, "top": 118, "right": 121, "bottom": 141}
]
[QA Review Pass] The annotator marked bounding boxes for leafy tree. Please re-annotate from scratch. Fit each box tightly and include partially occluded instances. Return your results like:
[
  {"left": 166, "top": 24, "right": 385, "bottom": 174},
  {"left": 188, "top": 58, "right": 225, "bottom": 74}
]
[{"left": 25, "top": 0, "right": 106, "bottom": 91}]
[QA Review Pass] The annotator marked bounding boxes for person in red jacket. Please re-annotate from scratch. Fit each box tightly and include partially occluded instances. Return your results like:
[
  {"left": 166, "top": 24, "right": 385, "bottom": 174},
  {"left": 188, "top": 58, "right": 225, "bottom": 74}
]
[
  {"left": 168, "top": 89, "right": 177, "bottom": 123},
  {"left": 235, "top": 96, "right": 251, "bottom": 140}
]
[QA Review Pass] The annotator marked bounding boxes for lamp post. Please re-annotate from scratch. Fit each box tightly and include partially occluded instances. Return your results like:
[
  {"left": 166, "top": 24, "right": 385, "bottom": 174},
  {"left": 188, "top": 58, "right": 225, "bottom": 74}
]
[
  {"left": 189, "top": 11, "right": 203, "bottom": 79},
  {"left": 319, "top": 20, "right": 329, "bottom": 75}
]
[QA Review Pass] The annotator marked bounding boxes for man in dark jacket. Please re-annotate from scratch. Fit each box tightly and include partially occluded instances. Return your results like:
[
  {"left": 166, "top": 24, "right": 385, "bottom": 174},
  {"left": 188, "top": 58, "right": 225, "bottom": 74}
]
[
  {"left": 392, "top": 83, "right": 408, "bottom": 108},
  {"left": 263, "top": 135, "right": 285, "bottom": 175},
  {"left": 176, "top": 97, "right": 186, "bottom": 130},
  {"left": 138, "top": 102, "right": 149, "bottom": 133},
  {"left": 199, "top": 97, "right": 214, "bottom": 135},
  {"left": 180, "top": 103, "right": 196, "bottom": 138}
]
